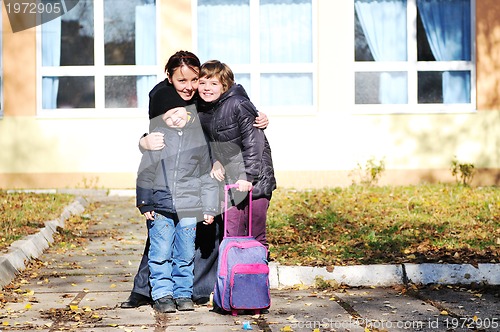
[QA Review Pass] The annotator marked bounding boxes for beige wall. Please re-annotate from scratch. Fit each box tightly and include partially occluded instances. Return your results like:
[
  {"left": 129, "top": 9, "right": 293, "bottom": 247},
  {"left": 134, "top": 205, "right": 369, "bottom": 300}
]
[
  {"left": 159, "top": 0, "right": 193, "bottom": 68},
  {"left": 1, "top": 1, "right": 500, "bottom": 190},
  {"left": 476, "top": 0, "right": 500, "bottom": 111},
  {"left": 2, "top": 8, "right": 36, "bottom": 117}
]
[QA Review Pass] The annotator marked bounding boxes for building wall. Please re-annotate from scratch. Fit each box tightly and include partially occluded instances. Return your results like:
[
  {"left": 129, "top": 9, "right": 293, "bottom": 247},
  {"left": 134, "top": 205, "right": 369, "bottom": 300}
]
[
  {"left": 0, "top": 1, "right": 499, "bottom": 190},
  {"left": 476, "top": 0, "right": 500, "bottom": 111}
]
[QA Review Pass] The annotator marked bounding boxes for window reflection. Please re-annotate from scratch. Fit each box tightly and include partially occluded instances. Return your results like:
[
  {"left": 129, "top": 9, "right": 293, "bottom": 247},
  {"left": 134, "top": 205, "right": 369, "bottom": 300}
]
[
  {"left": 105, "top": 76, "right": 138, "bottom": 108},
  {"left": 355, "top": 72, "right": 408, "bottom": 105},
  {"left": 60, "top": 1, "right": 94, "bottom": 66},
  {"left": 52, "top": 76, "right": 95, "bottom": 108},
  {"left": 104, "top": 1, "right": 153, "bottom": 65}
]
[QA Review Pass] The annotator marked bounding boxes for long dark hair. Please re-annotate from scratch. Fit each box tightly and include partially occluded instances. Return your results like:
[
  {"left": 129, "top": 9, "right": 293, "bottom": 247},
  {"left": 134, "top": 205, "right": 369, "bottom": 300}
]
[{"left": 165, "top": 51, "right": 201, "bottom": 79}]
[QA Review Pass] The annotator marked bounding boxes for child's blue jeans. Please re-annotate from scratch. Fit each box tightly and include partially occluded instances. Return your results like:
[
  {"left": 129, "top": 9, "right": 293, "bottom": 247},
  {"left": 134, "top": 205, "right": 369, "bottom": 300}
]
[{"left": 147, "top": 213, "right": 197, "bottom": 301}]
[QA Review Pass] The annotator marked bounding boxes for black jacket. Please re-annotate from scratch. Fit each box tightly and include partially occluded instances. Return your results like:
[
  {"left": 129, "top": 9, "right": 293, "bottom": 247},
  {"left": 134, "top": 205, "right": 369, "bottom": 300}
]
[
  {"left": 198, "top": 84, "right": 276, "bottom": 199},
  {"left": 136, "top": 106, "right": 219, "bottom": 219}
]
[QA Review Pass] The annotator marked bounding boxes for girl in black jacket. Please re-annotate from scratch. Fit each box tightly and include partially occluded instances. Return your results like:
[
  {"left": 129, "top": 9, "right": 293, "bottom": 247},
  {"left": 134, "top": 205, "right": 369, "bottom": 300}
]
[{"left": 197, "top": 60, "right": 277, "bottom": 247}]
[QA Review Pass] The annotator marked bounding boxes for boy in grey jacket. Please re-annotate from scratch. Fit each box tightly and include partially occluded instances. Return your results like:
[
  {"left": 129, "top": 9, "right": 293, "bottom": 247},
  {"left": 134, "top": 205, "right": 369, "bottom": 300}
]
[{"left": 136, "top": 85, "right": 218, "bottom": 313}]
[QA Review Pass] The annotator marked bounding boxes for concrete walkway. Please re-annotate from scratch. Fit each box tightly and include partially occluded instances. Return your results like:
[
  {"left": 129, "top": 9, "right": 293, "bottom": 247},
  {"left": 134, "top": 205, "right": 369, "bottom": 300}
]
[{"left": 0, "top": 191, "right": 499, "bottom": 331}]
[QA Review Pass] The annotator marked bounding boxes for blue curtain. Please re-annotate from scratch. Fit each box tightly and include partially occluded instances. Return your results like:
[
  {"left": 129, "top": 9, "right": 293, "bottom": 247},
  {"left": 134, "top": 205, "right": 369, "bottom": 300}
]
[
  {"left": 41, "top": 17, "right": 61, "bottom": 109},
  {"left": 355, "top": 0, "right": 408, "bottom": 104},
  {"left": 135, "top": 4, "right": 157, "bottom": 108},
  {"left": 417, "top": 0, "right": 471, "bottom": 103}
]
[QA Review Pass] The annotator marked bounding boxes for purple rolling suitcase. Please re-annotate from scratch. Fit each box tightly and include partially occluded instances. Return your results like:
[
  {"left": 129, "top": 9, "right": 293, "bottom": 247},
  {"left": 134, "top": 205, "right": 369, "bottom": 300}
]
[{"left": 212, "top": 184, "right": 271, "bottom": 316}]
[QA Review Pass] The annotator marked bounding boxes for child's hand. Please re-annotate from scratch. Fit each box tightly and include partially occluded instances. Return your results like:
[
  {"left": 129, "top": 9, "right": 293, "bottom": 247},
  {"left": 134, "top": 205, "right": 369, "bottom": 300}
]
[
  {"left": 254, "top": 112, "right": 269, "bottom": 129},
  {"left": 143, "top": 211, "right": 155, "bottom": 220},
  {"left": 235, "top": 180, "right": 252, "bottom": 192},
  {"left": 210, "top": 161, "right": 225, "bottom": 182},
  {"left": 140, "top": 132, "right": 165, "bottom": 150},
  {"left": 203, "top": 214, "right": 214, "bottom": 225}
]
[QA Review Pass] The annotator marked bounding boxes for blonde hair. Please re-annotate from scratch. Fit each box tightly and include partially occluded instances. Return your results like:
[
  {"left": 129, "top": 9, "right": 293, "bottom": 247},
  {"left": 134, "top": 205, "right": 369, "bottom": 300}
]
[{"left": 199, "top": 60, "right": 235, "bottom": 93}]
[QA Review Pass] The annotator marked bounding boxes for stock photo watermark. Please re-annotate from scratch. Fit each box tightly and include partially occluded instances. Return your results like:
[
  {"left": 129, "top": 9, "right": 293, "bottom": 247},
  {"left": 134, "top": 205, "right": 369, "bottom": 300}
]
[
  {"left": 290, "top": 316, "right": 499, "bottom": 330},
  {"left": 3, "top": 0, "right": 80, "bottom": 32}
]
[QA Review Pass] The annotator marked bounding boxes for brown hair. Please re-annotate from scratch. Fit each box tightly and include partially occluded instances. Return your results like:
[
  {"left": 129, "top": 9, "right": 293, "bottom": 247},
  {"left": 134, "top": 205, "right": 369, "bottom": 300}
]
[
  {"left": 165, "top": 51, "right": 201, "bottom": 78},
  {"left": 199, "top": 60, "right": 235, "bottom": 93}
]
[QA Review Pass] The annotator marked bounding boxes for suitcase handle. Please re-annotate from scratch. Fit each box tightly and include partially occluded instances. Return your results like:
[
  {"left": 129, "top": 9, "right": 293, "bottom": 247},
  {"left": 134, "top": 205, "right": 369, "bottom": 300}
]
[{"left": 224, "top": 184, "right": 253, "bottom": 237}]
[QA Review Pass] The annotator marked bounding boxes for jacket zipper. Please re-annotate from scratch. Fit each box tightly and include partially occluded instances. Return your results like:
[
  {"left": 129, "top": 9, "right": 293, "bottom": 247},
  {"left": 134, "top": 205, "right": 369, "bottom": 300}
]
[{"left": 172, "top": 130, "right": 183, "bottom": 208}]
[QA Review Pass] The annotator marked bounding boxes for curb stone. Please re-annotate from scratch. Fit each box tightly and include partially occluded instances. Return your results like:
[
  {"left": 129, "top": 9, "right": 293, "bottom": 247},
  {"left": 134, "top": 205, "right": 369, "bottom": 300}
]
[
  {"left": 0, "top": 196, "right": 89, "bottom": 287},
  {"left": 404, "top": 263, "right": 500, "bottom": 285},
  {"left": 271, "top": 263, "right": 500, "bottom": 289}
]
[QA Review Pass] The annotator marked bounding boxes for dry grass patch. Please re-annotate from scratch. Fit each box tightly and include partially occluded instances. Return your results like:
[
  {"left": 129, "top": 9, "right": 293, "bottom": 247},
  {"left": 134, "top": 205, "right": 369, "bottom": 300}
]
[{"left": 267, "top": 184, "right": 500, "bottom": 266}]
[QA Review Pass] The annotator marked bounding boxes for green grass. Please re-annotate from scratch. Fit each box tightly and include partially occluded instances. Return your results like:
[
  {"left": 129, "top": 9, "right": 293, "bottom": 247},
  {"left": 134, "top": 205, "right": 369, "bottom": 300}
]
[{"left": 267, "top": 184, "right": 500, "bottom": 266}]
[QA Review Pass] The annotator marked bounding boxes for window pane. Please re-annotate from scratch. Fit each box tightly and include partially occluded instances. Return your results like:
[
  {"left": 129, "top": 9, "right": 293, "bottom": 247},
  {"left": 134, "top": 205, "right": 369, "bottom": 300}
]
[
  {"left": 355, "top": 72, "right": 408, "bottom": 104},
  {"left": 42, "top": 76, "right": 95, "bottom": 108},
  {"left": 355, "top": 9, "right": 374, "bottom": 61},
  {"left": 260, "top": 73, "right": 312, "bottom": 106},
  {"left": 104, "top": 1, "right": 156, "bottom": 65},
  {"left": 417, "top": 0, "right": 471, "bottom": 61},
  {"left": 418, "top": 71, "right": 470, "bottom": 104},
  {"left": 416, "top": 9, "right": 435, "bottom": 61},
  {"left": 260, "top": 0, "right": 312, "bottom": 63},
  {"left": 354, "top": 0, "right": 407, "bottom": 62},
  {"left": 418, "top": 71, "right": 442, "bottom": 103},
  {"left": 198, "top": 0, "right": 250, "bottom": 64},
  {"left": 57, "top": 1, "right": 94, "bottom": 66},
  {"left": 235, "top": 74, "right": 251, "bottom": 97},
  {"left": 105, "top": 76, "right": 138, "bottom": 108}
]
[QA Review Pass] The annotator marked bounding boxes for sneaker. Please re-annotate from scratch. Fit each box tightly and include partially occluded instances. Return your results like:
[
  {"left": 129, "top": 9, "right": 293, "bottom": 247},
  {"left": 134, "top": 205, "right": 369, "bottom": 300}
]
[
  {"left": 175, "top": 297, "right": 195, "bottom": 311},
  {"left": 153, "top": 295, "right": 176, "bottom": 313}
]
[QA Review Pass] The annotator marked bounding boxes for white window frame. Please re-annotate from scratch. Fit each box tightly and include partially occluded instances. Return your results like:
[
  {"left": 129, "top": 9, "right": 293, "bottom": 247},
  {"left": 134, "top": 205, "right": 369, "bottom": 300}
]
[
  {"left": 192, "top": 0, "right": 318, "bottom": 116},
  {"left": 36, "top": 1, "right": 162, "bottom": 118},
  {"left": 353, "top": 0, "right": 476, "bottom": 114}
]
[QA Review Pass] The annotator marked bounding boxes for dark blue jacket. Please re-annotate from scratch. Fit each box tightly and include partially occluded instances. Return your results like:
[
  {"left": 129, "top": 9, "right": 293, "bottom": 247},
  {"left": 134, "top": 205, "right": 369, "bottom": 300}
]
[{"left": 198, "top": 84, "right": 276, "bottom": 200}]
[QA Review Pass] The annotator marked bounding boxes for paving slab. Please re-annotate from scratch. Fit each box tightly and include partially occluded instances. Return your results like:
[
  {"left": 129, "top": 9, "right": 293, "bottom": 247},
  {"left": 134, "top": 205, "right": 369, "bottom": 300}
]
[
  {"left": 2, "top": 193, "right": 500, "bottom": 332},
  {"left": 418, "top": 286, "right": 500, "bottom": 329}
]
